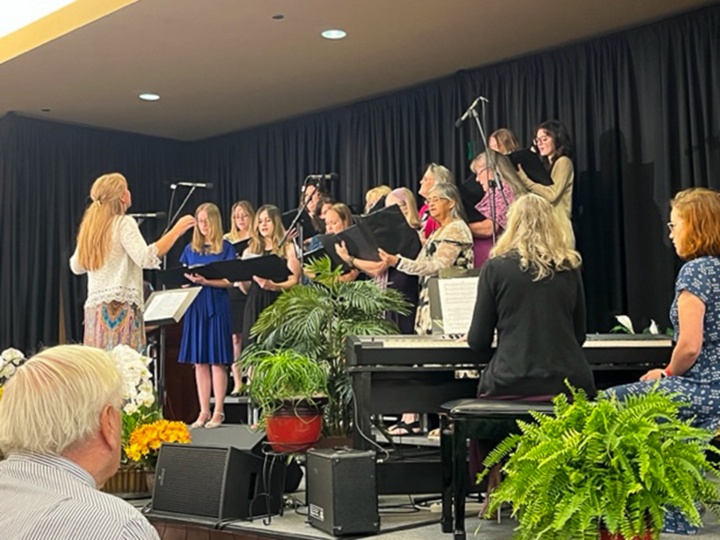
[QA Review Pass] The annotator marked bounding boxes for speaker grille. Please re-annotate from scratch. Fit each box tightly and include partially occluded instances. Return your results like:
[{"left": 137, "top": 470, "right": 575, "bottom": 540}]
[{"left": 153, "top": 445, "right": 230, "bottom": 518}]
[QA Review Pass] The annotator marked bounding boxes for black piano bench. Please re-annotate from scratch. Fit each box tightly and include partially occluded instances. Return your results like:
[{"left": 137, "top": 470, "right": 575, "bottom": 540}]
[{"left": 439, "top": 398, "right": 555, "bottom": 540}]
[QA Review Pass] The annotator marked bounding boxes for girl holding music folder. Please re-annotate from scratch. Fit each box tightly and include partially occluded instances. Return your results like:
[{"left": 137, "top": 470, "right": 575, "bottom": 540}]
[
  {"left": 336, "top": 188, "right": 420, "bottom": 334},
  {"left": 224, "top": 200, "right": 255, "bottom": 396},
  {"left": 180, "top": 202, "right": 236, "bottom": 429},
  {"left": 238, "top": 205, "right": 300, "bottom": 346},
  {"left": 514, "top": 120, "right": 575, "bottom": 219}
]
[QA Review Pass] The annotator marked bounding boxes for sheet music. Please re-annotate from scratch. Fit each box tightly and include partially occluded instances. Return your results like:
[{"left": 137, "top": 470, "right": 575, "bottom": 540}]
[
  {"left": 437, "top": 277, "right": 479, "bottom": 335},
  {"left": 144, "top": 288, "right": 200, "bottom": 323}
]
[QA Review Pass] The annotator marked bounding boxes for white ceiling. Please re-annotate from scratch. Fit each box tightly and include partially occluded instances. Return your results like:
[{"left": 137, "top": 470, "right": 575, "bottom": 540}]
[{"left": 0, "top": 0, "right": 714, "bottom": 141}]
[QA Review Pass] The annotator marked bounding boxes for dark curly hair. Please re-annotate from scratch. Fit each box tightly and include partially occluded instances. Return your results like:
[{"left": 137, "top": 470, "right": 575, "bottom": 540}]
[{"left": 537, "top": 120, "right": 574, "bottom": 169}]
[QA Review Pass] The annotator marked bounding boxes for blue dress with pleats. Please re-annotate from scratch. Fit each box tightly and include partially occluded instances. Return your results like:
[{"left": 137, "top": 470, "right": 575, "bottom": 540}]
[{"left": 178, "top": 241, "right": 235, "bottom": 364}]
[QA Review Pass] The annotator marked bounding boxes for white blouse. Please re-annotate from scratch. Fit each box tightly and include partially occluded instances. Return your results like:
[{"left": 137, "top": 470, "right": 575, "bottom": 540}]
[{"left": 70, "top": 216, "right": 160, "bottom": 310}]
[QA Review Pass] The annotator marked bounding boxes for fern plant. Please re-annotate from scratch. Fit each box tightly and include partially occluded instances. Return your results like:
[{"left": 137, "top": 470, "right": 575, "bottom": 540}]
[
  {"left": 480, "top": 386, "right": 720, "bottom": 539},
  {"left": 240, "top": 256, "right": 410, "bottom": 436},
  {"left": 243, "top": 349, "right": 328, "bottom": 418}
]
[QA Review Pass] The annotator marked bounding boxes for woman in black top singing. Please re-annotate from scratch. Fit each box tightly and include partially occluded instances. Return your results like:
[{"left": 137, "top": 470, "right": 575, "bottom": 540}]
[{"left": 467, "top": 193, "right": 595, "bottom": 514}]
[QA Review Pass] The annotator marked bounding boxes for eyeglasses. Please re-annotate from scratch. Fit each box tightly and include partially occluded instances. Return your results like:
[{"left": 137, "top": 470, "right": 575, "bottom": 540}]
[
  {"left": 533, "top": 136, "right": 551, "bottom": 145},
  {"left": 426, "top": 196, "right": 449, "bottom": 204},
  {"left": 667, "top": 222, "right": 676, "bottom": 232}
]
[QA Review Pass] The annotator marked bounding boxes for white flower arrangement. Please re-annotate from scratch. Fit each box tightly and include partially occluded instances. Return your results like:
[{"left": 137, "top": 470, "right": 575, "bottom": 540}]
[
  {"left": 1, "top": 348, "right": 26, "bottom": 385},
  {"left": 1, "top": 348, "right": 28, "bottom": 401},
  {"left": 109, "top": 345, "right": 156, "bottom": 414}
]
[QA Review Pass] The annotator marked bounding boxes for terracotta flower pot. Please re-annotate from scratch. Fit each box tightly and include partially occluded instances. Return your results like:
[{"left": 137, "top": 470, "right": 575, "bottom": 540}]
[{"left": 265, "top": 404, "right": 323, "bottom": 453}]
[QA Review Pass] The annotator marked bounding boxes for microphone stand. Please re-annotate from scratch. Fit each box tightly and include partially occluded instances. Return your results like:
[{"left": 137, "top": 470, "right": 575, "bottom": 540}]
[
  {"left": 469, "top": 100, "right": 508, "bottom": 245},
  {"left": 279, "top": 176, "right": 313, "bottom": 284},
  {"left": 155, "top": 184, "right": 197, "bottom": 416}
]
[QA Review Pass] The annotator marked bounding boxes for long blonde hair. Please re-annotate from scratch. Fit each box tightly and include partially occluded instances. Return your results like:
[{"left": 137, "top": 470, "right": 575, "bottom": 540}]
[
  {"left": 247, "top": 205, "right": 286, "bottom": 257},
  {"left": 226, "top": 200, "right": 255, "bottom": 242},
  {"left": 491, "top": 194, "right": 581, "bottom": 280},
  {"left": 191, "top": 203, "right": 225, "bottom": 254},
  {"left": 75, "top": 173, "right": 128, "bottom": 270}
]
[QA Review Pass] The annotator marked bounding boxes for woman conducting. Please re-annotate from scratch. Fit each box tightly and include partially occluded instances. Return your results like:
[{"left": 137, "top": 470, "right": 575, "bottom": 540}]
[{"left": 70, "top": 172, "right": 194, "bottom": 352}]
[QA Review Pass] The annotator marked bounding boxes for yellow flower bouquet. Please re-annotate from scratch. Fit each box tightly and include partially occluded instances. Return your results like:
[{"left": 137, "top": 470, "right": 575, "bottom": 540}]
[{"left": 125, "top": 419, "right": 191, "bottom": 469}]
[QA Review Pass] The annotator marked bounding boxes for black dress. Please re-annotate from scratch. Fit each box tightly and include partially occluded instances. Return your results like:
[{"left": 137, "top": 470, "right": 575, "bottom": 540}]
[
  {"left": 228, "top": 287, "right": 248, "bottom": 334},
  {"left": 242, "top": 250, "right": 282, "bottom": 345}
]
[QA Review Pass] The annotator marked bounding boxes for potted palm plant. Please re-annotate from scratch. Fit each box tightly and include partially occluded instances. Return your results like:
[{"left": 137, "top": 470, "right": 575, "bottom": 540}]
[
  {"left": 479, "top": 386, "right": 720, "bottom": 540},
  {"left": 240, "top": 257, "right": 410, "bottom": 437},
  {"left": 243, "top": 348, "right": 328, "bottom": 452}
]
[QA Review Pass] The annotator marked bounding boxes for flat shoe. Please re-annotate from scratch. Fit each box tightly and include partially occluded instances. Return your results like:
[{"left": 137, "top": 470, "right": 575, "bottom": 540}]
[
  {"left": 205, "top": 412, "right": 225, "bottom": 429},
  {"left": 190, "top": 412, "right": 211, "bottom": 429}
]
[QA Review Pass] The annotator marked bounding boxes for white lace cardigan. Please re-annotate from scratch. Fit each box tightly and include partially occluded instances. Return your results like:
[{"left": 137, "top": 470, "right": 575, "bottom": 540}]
[{"left": 70, "top": 216, "right": 160, "bottom": 310}]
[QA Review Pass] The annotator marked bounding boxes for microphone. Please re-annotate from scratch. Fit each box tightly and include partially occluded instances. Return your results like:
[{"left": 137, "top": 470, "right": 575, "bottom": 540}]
[
  {"left": 171, "top": 181, "right": 214, "bottom": 189},
  {"left": 128, "top": 212, "right": 168, "bottom": 220},
  {"left": 455, "top": 95, "right": 489, "bottom": 128},
  {"left": 305, "top": 173, "right": 338, "bottom": 182}
]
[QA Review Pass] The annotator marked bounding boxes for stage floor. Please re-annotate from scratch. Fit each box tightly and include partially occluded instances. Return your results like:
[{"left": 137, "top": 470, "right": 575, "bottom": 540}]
[
  {"left": 140, "top": 424, "right": 720, "bottom": 539},
  {"left": 141, "top": 493, "right": 720, "bottom": 539}
]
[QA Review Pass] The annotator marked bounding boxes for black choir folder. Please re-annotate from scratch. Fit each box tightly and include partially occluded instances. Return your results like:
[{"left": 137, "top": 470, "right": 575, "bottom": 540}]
[
  {"left": 305, "top": 205, "right": 422, "bottom": 269},
  {"left": 459, "top": 173, "right": 486, "bottom": 223},
  {"left": 507, "top": 148, "right": 553, "bottom": 186},
  {"left": 282, "top": 208, "right": 318, "bottom": 239},
  {"left": 230, "top": 238, "right": 250, "bottom": 256},
  {"left": 155, "top": 254, "right": 290, "bottom": 287},
  {"left": 305, "top": 236, "right": 352, "bottom": 272}
]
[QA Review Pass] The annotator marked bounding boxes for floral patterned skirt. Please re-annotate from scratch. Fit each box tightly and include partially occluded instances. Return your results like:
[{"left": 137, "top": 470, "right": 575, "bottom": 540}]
[{"left": 84, "top": 301, "right": 145, "bottom": 352}]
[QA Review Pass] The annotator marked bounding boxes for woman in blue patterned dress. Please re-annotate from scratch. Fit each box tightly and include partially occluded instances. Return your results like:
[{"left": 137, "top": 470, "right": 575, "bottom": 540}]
[
  {"left": 608, "top": 187, "right": 720, "bottom": 533},
  {"left": 180, "top": 202, "right": 236, "bottom": 430}
]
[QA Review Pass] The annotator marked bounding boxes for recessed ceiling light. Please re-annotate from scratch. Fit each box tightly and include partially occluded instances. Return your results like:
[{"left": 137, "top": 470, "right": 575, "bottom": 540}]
[
  {"left": 271, "top": 14, "right": 284, "bottom": 20},
  {"left": 321, "top": 29, "right": 347, "bottom": 40},
  {"left": 138, "top": 93, "right": 160, "bottom": 102}
]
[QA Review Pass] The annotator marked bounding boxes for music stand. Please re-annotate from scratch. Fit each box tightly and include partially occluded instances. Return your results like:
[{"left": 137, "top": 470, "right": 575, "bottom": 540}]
[{"left": 144, "top": 287, "right": 202, "bottom": 413}]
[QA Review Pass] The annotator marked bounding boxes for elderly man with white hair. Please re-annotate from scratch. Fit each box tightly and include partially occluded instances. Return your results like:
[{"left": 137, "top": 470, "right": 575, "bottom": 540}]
[{"left": 0, "top": 345, "right": 160, "bottom": 540}]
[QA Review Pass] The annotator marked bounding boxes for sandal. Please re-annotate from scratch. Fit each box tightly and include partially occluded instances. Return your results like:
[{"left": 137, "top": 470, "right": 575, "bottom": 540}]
[
  {"left": 387, "top": 420, "right": 421, "bottom": 436},
  {"left": 190, "top": 411, "right": 211, "bottom": 429},
  {"left": 205, "top": 412, "right": 225, "bottom": 429}
]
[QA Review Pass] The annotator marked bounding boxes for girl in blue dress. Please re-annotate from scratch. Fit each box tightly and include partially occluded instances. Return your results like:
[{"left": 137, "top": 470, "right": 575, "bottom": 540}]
[
  {"left": 608, "top": 187, "right": 720, "bottom": 534},
  {"left": 180, "top": 202, "right": 236, "bottom": 429}
]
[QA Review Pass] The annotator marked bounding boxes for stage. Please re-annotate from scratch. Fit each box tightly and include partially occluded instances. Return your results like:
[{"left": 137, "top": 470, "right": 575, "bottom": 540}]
[
  {"left": 144, "top": 498, "right": 720, "bottom": 540},
  {"left": 136, "top": 424, "right": 720, "bottom": 539}
]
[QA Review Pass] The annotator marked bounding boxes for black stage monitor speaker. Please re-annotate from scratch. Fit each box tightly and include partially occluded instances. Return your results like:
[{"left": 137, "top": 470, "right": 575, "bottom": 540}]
[
  {"left": 306, "top": 448, "right": 379, "bottom": 536},
  {"left": 151, "top": 443, "right": 284, "bottom": 521}
]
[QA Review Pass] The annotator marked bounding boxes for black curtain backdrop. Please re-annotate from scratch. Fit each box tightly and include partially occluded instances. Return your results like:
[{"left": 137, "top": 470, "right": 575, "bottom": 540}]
[{"left": 1, "top": 5, "right": 719, "bottom": 352}]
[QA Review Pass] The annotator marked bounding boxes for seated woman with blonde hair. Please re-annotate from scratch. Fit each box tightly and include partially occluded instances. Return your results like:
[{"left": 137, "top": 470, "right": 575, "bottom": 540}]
[{"left": 467, "top": 193, "right": 595, "bottom": 515}]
